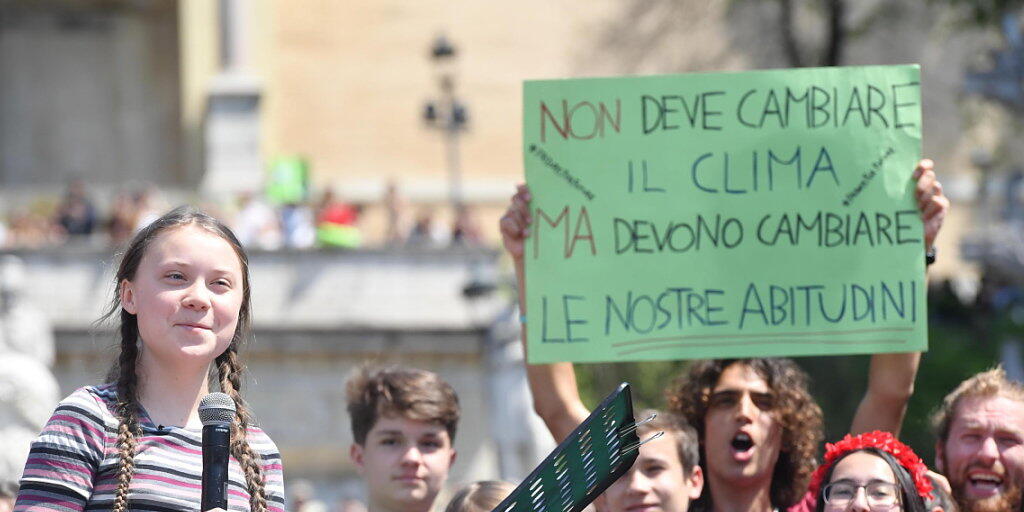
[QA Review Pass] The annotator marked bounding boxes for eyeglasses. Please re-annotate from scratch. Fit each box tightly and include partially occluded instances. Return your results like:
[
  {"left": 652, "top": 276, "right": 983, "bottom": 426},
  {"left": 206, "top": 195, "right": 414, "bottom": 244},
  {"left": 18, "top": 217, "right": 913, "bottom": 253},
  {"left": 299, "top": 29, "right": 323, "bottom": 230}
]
[{"left": 822, "top": 482, "right": 900, "bottom": 510}]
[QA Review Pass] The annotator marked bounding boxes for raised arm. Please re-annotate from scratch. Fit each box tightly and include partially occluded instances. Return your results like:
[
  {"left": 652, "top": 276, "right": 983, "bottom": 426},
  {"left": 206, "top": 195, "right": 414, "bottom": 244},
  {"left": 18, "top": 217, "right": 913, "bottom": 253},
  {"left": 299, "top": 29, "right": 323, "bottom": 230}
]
[
  {"left": 850, "top": 159, "right": 949, "bottom": 436},
  {"left": 500, "top": 184, "right": 591, "bottom": 441}
]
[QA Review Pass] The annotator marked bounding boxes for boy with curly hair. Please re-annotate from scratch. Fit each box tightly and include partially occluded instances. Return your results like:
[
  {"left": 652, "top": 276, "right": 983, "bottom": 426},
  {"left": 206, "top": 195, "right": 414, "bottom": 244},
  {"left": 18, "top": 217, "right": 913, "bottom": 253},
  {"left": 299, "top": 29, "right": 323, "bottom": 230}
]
[{"left": 500, "top": 159, "right": 948, "bottom": 512}]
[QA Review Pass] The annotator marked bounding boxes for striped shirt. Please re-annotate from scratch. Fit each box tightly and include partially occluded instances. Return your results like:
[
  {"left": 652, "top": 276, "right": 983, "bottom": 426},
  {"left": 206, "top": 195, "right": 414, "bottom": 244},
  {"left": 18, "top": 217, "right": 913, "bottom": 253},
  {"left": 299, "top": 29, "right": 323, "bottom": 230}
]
[{"left": 15, "top": 385, "right": 286, "bottom": 512}]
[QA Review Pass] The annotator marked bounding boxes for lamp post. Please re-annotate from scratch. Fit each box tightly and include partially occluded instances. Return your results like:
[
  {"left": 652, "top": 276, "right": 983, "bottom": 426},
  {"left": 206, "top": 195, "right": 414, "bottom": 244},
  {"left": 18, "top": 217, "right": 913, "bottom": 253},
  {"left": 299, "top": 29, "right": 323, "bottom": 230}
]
[{"left": 423, "top": 35, "right": 469, "bottom": 211}]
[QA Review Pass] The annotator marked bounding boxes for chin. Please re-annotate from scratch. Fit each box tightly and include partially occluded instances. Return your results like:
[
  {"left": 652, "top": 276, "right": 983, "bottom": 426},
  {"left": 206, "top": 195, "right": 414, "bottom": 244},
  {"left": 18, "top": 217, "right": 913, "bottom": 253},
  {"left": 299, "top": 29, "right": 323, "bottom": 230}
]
[
  {"left": 956, "top": 485, "right": 1022, "bottom": 512},
  {"left": 394, "top": 490, "right": 431, "bottom": 505},
  {"left": 176, "top": 344, "right": 223, "bottom": 361}
]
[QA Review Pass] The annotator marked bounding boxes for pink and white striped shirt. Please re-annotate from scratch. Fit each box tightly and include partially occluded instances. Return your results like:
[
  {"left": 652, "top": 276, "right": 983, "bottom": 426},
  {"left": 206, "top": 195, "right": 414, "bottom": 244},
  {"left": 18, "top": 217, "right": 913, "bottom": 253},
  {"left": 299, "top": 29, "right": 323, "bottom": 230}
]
[{"left": 15, "top": 385, "right": 285, "bottom": 512}]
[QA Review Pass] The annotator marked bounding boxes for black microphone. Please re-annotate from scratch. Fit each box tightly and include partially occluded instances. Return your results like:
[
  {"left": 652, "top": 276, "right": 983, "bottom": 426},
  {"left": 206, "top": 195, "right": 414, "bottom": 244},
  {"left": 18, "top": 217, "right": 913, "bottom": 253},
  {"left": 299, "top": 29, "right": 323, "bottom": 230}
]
[{"left": 199, "top": 392, "right": 235, "bottom": 511}]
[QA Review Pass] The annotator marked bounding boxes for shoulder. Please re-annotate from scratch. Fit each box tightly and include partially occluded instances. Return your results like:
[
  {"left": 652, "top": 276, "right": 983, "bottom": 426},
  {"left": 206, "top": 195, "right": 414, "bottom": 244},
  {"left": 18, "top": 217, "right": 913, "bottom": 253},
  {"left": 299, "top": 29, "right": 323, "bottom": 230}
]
[
  {"left": 245, "top": 425, "right": 282, "bottom": 460},
  {"left": 786, "top": 491, "right": 817, "bottom": 512},
  {"left": 50, "top": 385, "right": 117, "bottom": 425},
  {"left": 246, "top": 426, "right": 286, "bottom": 503}
]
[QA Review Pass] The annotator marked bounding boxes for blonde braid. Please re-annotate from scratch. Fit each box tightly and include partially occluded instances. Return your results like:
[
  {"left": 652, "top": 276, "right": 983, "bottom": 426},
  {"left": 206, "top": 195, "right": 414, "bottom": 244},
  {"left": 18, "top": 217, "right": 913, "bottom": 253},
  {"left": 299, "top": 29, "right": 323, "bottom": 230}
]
[
  {"left": 217, "top": 346, "right": 268, "bottom": 512},
  {"left": 112, "top": 314, "right": 141, "bottom": 512}
]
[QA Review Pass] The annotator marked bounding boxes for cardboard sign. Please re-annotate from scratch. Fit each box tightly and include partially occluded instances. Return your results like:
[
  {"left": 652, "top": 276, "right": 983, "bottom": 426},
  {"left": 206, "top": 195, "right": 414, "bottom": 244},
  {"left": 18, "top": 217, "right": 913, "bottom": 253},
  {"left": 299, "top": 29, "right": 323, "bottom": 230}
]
[{"left": 523, "top": 65, "right": 925, "bottom": 364}]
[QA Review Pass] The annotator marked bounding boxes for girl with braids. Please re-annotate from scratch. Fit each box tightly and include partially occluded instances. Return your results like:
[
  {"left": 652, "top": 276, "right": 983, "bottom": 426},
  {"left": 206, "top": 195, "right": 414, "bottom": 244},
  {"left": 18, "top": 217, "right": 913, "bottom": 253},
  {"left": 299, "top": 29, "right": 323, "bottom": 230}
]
[{"left": 14, "top": 206, "right": 285, "bottom": 512}]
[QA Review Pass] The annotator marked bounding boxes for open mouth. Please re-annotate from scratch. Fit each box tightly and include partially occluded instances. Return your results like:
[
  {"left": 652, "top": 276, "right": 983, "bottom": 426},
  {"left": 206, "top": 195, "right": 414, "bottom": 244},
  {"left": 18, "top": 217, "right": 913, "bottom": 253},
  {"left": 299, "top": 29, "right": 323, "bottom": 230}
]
[
  {"left": 731, "top": 432, "right": 755, "bottom": 453},
  {"left": 967, "top": 473, "right": 1003, "bottom": 495}
]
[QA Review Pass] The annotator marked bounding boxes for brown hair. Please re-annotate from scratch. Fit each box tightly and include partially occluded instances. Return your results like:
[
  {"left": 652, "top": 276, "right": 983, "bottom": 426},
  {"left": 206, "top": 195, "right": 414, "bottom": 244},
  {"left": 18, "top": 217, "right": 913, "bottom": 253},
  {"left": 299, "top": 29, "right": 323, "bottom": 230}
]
[
  {"left": 667, "top": 358, "right": 823, "bottom": 509},
  {"left": 931, "top": 366, "right": 1024, "bottom": 446},
  {"left": 635, "top": 409, "right": 700, "bottom": 477},
  {"left": 102, "top": 206, "right": 267, "bottom": 512},
  {"left": 346, "top": 366, "right": 461, "bottom": 445},
  {"left": 444, "top": 481, "right": 515, "bottom": 512}
]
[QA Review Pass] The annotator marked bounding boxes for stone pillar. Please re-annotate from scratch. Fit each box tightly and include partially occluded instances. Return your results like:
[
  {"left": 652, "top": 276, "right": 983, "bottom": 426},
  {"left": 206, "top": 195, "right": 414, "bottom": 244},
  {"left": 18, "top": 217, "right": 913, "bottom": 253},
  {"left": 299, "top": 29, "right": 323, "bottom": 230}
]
[{"left": 201, "top": 0, "right": 263, "bottom": 195}]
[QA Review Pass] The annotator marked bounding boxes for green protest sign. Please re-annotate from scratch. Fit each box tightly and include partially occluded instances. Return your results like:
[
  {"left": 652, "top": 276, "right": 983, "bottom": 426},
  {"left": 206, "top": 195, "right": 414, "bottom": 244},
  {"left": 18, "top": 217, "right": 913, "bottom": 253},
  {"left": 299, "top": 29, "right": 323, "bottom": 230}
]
[{"left": 522, "top": 65, "right": 925, "bottom": 364}]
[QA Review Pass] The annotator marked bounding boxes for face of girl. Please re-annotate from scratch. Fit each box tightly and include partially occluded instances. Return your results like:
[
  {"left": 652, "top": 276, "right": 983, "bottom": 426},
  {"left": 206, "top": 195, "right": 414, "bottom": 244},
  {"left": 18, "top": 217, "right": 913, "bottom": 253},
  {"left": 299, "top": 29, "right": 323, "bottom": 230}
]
[
  {"left": 825, "top": 452, "right": 902, "bottom": 512},
  {"left": 120, "top": 224, "right": 244, "bottom": 369}
]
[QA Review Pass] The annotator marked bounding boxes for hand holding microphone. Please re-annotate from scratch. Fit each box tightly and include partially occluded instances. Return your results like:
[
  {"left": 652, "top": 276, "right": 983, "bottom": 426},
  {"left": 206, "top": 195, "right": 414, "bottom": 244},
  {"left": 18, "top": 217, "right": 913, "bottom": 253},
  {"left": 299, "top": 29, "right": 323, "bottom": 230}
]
[{"left": 199, "top": 393, "right": 236, "bottom": 512}]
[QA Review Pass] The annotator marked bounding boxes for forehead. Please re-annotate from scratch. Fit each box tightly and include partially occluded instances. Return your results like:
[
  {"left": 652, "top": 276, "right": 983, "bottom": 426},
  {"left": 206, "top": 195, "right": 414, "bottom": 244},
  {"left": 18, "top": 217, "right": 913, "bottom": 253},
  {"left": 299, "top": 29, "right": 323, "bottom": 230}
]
[
  {"left": 713, "top": 363, "right": 769, "bottom": 393},
  {"left": 831, "top": 452, "right": 897, "bottom": 483},
  {"left": 636, "top": 431, "right": 683, "bottom": 466},
  {"left": 951, "top": 395, "right": 1024, "bottom": 432},
  {"left": 368, "top": 415, "right": 449, "bottom": 438},
  {"left": 143, "top": 225, "right": 242, "bottom": 271}
]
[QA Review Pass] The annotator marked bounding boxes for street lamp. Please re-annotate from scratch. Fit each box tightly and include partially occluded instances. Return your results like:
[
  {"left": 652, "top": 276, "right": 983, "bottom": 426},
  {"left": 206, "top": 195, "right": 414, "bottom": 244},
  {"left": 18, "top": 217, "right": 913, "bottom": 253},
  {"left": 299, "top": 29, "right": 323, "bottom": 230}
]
[{"left": 423, "top": 35, "right": 469, "bottom": 211}]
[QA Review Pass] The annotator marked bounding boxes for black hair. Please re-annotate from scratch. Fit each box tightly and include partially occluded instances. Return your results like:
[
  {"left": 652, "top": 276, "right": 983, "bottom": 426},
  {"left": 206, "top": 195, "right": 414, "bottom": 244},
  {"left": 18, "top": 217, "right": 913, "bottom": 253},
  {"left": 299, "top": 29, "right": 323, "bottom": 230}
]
[{"left": 814, "top": 448, "right": 928, "bottom": 512}]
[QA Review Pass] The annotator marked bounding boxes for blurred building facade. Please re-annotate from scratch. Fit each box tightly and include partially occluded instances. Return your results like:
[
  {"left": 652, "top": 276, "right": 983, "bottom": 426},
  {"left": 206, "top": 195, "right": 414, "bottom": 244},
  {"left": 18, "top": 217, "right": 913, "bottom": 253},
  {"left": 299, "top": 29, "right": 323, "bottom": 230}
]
[
  {"left": 2, "top": 0, "right": 1011, "bottom": 266},
  {"left": 4, "top": 0, "right": 1024, "bottom": 504}
]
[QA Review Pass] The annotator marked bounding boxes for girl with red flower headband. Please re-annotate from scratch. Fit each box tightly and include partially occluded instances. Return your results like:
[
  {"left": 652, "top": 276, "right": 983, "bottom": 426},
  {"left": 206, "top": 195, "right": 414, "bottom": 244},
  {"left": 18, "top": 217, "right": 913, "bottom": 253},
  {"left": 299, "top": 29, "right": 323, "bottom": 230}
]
[{"left": 809, "top": 431, "right": 934, "bottom": 512}]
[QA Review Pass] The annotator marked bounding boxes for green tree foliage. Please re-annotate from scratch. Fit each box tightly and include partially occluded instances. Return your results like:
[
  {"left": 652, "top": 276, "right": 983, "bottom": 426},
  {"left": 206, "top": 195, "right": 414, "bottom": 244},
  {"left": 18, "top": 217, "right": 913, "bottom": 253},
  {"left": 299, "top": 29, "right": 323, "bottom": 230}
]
[{"left": 930, "top": 0, "right": 1024, "bottom": 27}]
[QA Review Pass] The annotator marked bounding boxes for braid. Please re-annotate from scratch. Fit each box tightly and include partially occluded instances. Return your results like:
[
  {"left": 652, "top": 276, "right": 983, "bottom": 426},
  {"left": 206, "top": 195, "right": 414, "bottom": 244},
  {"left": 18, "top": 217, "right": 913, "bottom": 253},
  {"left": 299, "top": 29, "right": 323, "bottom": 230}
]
[
  {"left": 112, "top": 311, "right": 141, "bottom": 512},
  {"left": 217, "top": 345, "right": 268, "bottom": 512}
]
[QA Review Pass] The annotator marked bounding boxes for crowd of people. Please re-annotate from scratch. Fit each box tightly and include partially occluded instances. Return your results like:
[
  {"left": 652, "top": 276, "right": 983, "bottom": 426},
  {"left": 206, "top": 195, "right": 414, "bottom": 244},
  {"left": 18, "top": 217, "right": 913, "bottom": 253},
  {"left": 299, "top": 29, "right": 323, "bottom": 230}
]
[
  {"left": 0, "top": 181, "right": 483, "bottom": 251},
  {"left": 3, "top": 156, "right": 1021, "bottom": 512}
]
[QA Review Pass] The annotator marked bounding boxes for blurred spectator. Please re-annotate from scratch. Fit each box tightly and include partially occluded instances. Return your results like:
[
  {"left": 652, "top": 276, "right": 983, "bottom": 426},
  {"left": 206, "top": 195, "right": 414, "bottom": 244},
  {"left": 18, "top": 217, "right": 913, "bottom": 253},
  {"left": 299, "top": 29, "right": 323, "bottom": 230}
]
[
  {"left": 407, "top": 209, "right": 448, "bottom": 247},
  {"left": 281, "top": 204, "right": 316, "bottom": 249},
  {"left": 106, "top": 192, "right": 137, "bottom": 247},
  {"left": 54, "top": 180, "right": 97, "bottom": 239},
  {"left": 288, "top": 480, "right": 327, "bottom": 512},
  {"left": 315, "top": 189, "right": 362, "bottom": 248},
  {"left": 266, "top": 156, "right": 310, "bottom": 206},
  {"left": 0, "top": 217, "right": 7, "bottom": 249},
  {"left": 6, "top": 208, "right": 58, "bottom": 248},
  {"left": 334, "top": 498, "right": 367, "bottom": 512},
  {"left": 132, "top": 188, "right": 162, "bottom": 232},
  {"left": 383, "top": 180, "right": 407, "bottom": 246},
  {"left": 233, "top": 192, "right": 282, "bottom": 250},
  {"left": 451, "top": 205, "right": 482, "bottom": 247}
]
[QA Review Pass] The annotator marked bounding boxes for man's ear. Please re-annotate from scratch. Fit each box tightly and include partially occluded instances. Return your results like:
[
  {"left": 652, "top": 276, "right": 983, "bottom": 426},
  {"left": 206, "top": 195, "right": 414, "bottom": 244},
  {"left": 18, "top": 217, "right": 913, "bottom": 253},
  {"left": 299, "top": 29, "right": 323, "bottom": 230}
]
[
  {"left": 120, "top": 279, "right": 138, "bottom": 315},
  {"left": 934, "top": 441, "right": 945, "bottom": 474},
  {"left": 350, "top": 443, "right": 365, "bottom": 474},
  {"left": 448, "top": 448, "right": 457, "bottom": 469},
  {"left": 688, "top": 464, "right": 704, "bottom": 500}
]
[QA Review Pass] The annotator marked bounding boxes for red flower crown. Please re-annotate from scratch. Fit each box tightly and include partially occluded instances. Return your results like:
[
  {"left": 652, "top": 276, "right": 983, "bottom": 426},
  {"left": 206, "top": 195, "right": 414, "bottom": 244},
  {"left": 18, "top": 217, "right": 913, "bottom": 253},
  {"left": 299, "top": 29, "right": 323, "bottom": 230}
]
[{"left": 808, "top": 430, "right": 934, "bottom": 501}]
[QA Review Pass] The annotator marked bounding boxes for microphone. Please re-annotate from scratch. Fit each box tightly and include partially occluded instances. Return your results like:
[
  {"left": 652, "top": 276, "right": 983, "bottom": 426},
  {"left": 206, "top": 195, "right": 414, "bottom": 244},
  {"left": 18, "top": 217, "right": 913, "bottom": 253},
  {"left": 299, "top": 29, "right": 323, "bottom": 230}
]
[{"left": 199, "top": 392, "right": 235, "bottom": 511}]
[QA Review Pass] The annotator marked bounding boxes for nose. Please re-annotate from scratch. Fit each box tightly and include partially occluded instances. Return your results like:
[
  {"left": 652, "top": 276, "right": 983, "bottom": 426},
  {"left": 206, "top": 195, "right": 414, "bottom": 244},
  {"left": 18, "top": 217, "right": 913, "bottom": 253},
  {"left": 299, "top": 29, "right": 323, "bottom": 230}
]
[
  {"left": 625, "top": 469, "right": 651, "bottom": 495},
  {"left": 736, "top": 392, "right": 757, "bottom": 421},
  {"left": 848, "top": 487, "right": 871, "bottom": 512},
  {"left": 977, "top": 436, "right": 999, "bottom": 465},
  {"left": 400, "top": 445, "right": 423, "bottom": 466},
  {"left": 181, "top": 282, "right": 211, "bottom": 311}
]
